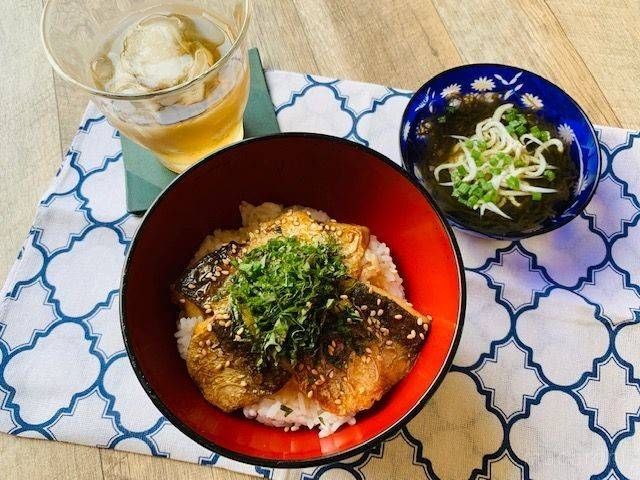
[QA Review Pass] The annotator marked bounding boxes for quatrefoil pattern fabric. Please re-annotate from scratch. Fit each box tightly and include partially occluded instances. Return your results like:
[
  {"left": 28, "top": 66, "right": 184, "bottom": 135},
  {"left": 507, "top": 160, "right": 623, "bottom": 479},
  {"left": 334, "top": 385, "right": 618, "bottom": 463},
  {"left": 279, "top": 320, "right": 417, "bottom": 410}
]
[{"left": 1, "top": 70, "right": 639, "bottom": 480}]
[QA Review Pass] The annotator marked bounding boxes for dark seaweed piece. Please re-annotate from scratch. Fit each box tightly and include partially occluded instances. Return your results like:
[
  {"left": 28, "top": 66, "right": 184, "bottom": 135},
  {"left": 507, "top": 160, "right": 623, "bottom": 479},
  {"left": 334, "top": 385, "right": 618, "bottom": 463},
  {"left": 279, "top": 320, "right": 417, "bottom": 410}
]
[{"left": 175, "top": 241, "right": 242, "bottom": 309}]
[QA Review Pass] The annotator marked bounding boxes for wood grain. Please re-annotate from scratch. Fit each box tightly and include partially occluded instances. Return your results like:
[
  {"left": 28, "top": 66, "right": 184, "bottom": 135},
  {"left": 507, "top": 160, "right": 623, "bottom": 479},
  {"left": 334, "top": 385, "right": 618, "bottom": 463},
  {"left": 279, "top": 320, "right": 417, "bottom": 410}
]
[
  {"left": 0, "top": 0, "right": 62, "bottom": 280},
  {"left": 1, "top": 1, "right": 638, "bottom": 479},
  {"left": 432, "top": 0, "right": 622, "bottom": 127},
  {"left": 546, "top": 0, "right": 640, "bottom": 128}
]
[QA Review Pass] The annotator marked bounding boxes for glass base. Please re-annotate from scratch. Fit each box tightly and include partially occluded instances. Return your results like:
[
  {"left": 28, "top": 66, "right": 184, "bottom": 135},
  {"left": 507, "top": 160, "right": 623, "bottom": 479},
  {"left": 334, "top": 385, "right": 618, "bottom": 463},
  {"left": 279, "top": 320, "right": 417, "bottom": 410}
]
[{"left": 156, "top": 122, "right": 245, "bottom": 173}]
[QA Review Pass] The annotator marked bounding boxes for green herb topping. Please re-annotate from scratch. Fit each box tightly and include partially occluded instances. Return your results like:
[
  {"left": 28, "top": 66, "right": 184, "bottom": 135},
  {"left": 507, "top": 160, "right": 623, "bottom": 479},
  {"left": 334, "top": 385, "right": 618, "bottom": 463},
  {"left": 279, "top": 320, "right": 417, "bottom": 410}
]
[{"left": 226, "top": 237, "right": 347, "bottom": 367}]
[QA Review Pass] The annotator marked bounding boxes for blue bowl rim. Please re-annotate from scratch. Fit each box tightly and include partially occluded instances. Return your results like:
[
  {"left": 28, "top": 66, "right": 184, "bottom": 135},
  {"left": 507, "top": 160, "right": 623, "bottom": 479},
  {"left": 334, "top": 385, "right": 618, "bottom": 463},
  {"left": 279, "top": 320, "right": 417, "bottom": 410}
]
[{"left": 399, "top": 62, "right": 602, "bottom": 240}]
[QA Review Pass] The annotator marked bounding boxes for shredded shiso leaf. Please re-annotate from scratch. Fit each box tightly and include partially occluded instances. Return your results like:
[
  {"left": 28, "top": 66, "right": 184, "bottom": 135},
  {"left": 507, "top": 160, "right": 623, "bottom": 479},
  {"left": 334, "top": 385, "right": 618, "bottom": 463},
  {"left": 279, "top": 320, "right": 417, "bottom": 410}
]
[{"left": 226, "top": 237, "right": 348, "bottom": 367}]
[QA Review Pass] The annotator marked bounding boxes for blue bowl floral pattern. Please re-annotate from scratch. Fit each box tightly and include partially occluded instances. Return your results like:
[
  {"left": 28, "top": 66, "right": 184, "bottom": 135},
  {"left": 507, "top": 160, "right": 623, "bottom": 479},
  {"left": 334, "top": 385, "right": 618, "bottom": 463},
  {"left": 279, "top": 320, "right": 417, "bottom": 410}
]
[{"left": 400, "top": 64, "right": 601, "bottom": 240}]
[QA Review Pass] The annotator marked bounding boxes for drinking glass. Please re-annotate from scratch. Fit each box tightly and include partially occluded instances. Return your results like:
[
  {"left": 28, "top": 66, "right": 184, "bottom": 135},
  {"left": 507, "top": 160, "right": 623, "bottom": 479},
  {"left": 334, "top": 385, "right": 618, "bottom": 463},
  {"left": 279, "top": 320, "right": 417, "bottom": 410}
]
[{"left": 42, "top": 0, "right": 251, "bottom": 173}]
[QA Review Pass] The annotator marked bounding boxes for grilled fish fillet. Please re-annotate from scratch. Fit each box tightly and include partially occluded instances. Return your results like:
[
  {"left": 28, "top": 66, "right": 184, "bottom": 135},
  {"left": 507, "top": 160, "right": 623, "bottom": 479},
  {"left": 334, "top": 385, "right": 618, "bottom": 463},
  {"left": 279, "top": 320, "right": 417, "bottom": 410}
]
[
  {"left": 293, "top": 280, "right": 429, "bottom": 417},
  {"left": 243, "top": 210, "right": 369, "bottom": 278},
  {"left": 174, "top": 210, "right": 371, "bottom": 412},
  {"left": 186, "top": 312, "right": 290, "bottom": 412}
]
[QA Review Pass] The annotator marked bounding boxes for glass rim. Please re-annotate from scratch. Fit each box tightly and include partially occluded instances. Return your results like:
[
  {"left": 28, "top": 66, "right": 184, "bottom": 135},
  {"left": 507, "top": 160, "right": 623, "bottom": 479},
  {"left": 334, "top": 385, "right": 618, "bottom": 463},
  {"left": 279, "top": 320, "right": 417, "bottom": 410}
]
[{"left": 40, "top": 0, "right": 252, "bottom": 101}]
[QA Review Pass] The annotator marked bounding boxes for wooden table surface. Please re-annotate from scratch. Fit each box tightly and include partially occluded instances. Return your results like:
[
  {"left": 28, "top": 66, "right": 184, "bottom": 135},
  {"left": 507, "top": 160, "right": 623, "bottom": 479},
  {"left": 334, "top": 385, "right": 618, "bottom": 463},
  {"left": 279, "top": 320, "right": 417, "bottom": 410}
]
[{"left": 1, "top": 1, "right": 639, "bottom": 478}]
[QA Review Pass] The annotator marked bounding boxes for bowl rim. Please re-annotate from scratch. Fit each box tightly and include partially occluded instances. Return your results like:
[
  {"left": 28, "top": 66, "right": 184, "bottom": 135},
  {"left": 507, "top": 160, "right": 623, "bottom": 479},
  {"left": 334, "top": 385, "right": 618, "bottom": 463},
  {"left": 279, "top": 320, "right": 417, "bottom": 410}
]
[
  {"left": 120, "top": 132, "right": 467, "bottom": 468},
  {"left": 399, "top": 62, "right": 602, "bottom": 240}
]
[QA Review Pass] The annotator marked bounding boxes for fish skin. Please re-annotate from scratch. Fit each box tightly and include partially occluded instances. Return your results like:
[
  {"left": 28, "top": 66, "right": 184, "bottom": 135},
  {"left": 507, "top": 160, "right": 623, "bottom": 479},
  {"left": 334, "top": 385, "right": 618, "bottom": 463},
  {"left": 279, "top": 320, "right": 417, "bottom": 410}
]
[
  {"left": 187, "top": 317, "right": 290, "bottom": 412},
  {"left": 174, "top": 241, "right": 241, "bottom": 310},
  {"left": 294, "top": 280, "right": 429, "bottom": 417}
]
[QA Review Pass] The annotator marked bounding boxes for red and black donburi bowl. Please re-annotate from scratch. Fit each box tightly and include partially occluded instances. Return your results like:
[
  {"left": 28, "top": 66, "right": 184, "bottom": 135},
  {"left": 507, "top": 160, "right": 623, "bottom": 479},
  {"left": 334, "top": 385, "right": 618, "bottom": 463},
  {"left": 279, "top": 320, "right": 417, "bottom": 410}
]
[{"left": 120, "top": 133, "right": 466, "bottom": 468}]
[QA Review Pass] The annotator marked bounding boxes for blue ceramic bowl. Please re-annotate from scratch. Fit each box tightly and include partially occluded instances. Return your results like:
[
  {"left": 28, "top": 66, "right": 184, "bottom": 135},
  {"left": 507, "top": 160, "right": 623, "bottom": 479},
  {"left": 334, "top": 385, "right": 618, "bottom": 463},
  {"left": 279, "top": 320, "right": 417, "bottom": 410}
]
[{"left": 400, "top": 64, "right": 601, "bottom": 240}]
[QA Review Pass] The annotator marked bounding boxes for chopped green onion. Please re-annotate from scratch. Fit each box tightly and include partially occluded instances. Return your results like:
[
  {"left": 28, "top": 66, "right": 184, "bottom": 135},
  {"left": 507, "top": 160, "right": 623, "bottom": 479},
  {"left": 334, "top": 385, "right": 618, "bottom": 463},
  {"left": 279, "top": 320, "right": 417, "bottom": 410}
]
[
  {"left": 457, "top": 182, "right": 470, "bottom": 194},
  {"left": 544, "top": 170, "right": 556, "bottom": 181},
  {"left": 506, "top": 176, "right": 520, "bottom": 190},
  {"left": 437, "top": 115, "right": 446, "bottom": 123},
  {"left": 531, "top": 192, "right": 542, "bottom": 201}
]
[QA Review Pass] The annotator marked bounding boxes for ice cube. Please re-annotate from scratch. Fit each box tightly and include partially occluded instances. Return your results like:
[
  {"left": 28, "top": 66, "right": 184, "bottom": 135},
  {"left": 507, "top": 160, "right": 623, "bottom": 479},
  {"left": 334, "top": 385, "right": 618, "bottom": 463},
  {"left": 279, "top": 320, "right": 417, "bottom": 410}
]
[{"left": 95, "top": 14, "right": 218, "bottom": 95}]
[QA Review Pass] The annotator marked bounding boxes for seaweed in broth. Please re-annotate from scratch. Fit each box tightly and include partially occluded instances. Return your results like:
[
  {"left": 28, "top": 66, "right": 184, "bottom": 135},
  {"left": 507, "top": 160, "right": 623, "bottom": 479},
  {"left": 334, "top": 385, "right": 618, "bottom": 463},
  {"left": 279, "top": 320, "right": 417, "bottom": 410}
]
[{"left": 419, "top": 96, "right": 577, "bottom": 235}]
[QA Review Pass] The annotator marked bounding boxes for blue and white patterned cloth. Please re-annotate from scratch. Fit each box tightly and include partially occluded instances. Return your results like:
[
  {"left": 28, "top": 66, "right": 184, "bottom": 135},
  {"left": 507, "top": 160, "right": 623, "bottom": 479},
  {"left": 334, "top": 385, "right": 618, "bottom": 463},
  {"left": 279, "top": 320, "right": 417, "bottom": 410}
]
[{"left": 1, "top": 70, "right": 640, "bottom": 480}]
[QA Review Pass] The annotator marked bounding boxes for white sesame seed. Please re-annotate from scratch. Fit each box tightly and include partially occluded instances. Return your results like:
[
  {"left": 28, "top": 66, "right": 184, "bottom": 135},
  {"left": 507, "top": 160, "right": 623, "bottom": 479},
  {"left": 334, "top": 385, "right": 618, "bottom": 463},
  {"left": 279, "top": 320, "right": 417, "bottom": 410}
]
[
  {"left": 420, "top": 332, "right": 425, "bottom": 340},
  {"left": 417, "top": 317, "right": 423, "bottom": 325},
  {"left": 376, "top": 298, "right": 381, "bottom": 306},
  {"left": 307, "top": 390, "right": 314, "bottom": 398},
  {"left": 377, "top": 309, "right": 384, "bottom": 316},
  {"left": 365, "top": 347, "right": 372, "bottom": 354},
  {"left": 361, "top": 305, "right": 368, "bottom": 311},
  {"left": 225, "top": 360, "right": 231, "bottom": 367},
  {"left": 394, "top": 314, "right": 403, "bottom": 320},
  {"left": 426, "top": 314, "right": 433, "bottom": 321},
  {"left": 340, "top": 294, "right": 348, "bottom": 300},
  {"left": 240, "top": 380, "right": 247, "bottom": 387},
  {"left": 386, "top": 340, "right": 393, "bottom": 346}
]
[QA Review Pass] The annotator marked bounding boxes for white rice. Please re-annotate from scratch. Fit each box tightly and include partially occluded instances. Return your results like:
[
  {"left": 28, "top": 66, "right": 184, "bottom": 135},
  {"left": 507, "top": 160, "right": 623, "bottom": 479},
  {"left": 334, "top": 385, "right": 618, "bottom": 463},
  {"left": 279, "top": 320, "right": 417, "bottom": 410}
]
[
  {"left": 242, "top": 382, "right": 357, "bottom": 438},
  {"left": 175, "top": 203, "right": 405, "bottom": 436},
  {"left": 175, "top": 316, "right": 200, "bottom": 360}
]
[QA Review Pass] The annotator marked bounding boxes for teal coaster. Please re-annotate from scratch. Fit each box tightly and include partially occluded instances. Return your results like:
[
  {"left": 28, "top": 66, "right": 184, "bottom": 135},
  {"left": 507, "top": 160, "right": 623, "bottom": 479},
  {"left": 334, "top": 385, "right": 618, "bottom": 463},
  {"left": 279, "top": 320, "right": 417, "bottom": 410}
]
[{"left": 122, "top": 48, "right": 280, "bottom": 214}]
